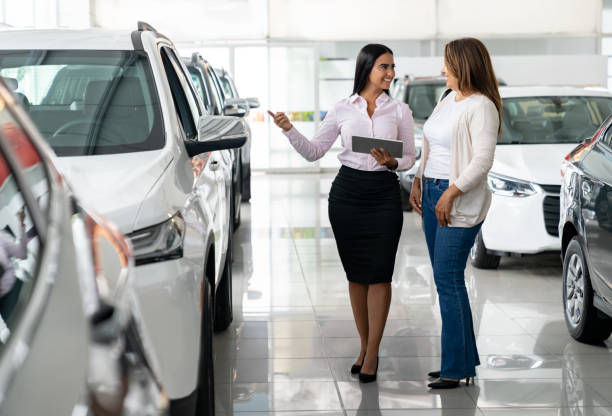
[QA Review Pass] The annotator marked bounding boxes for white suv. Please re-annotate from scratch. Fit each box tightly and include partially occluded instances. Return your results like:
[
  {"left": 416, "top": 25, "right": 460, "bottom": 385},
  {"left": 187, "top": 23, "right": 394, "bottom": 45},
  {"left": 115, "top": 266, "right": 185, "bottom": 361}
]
[
  {"left": 0, "top": 23, "right": 245, "bottom": 414},
  {"left": 470, "top": 86, "right": 612, "bottom": 269}
]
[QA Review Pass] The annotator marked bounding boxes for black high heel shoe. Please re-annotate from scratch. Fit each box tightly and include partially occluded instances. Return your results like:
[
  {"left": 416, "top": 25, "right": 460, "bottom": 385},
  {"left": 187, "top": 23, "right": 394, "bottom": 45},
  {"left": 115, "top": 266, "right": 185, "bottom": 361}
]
[
  {"left": 350, "top": 356, "right": 365, "bottom": 374},
  {"left": 427, "top": 377, "right": 473, "bottom": 389},
  {"left": 428, "top": 370, "right": 440, "bottom": 378},
  {"left": 359, "top": 357, "right": 379, "bottom": 383}
]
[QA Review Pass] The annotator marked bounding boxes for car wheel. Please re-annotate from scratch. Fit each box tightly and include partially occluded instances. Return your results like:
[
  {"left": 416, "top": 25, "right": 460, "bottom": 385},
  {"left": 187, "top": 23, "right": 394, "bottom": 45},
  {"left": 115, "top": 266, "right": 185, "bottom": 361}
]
[
  {"left": 470, "top": 230, "right": 501, "bottom": 269},
  {"left": 563, "top": 237, "right": 612, "bottom": 343},
  {"left": 195, "top": 276, "right": 215, "bottom": 415},
  {"left": 214, "top": 220, "right": 233, "bottom": 331},
  {"left": 400, "top": 185, "right": 412, "bottom": 212}
]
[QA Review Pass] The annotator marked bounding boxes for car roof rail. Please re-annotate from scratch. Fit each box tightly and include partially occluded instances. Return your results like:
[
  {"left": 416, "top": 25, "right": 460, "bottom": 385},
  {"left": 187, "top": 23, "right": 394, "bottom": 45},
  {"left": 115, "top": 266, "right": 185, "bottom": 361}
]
[
  {"left": 137, "top": 21, "right": 158, "bottom": 32},
  {"left": 191, "top": 52, "right": 201, "bottom": 63},
  {"left": 136, "top": 21, "right": 170, "bottom": 42}
]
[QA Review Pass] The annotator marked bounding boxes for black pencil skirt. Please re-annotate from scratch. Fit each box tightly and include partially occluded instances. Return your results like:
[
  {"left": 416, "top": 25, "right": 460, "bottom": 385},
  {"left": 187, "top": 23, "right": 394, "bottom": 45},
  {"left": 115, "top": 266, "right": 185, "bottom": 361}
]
[{"left": 328, "top": 165, "right": 403, "bottom": 284}]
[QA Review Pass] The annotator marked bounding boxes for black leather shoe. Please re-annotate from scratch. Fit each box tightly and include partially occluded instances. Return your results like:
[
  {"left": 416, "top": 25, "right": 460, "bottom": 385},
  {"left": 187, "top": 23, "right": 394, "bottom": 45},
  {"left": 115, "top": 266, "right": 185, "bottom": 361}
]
[
  {"left": 427, "top": 377, "right": 473, "bottom": 389},
  {"left": 359, "top": 357, "right": 379, "bottom": 383},
  {"left": 350, "top": 357, "right": 365, "bottom": 374},
  {"left": 428, "top": 370, "right": 440, "bottom": 378},
  {"left": 428, "top": 378, "right": 459, "bottom": 389}
]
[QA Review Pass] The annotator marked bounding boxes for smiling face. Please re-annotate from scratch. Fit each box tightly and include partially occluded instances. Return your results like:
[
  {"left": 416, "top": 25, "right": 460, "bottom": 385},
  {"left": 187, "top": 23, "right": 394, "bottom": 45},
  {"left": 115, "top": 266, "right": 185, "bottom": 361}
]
[
  {"left": 441, "top": 60, "right": 459, "bottom": 91},
  {"left": 367, "top": 53, "right": 395, "bottom": 91}
]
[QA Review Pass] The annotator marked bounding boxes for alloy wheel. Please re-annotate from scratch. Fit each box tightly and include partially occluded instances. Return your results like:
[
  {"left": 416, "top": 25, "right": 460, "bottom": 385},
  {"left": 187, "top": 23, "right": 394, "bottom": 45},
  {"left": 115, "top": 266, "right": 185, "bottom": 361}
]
[{"left": 565, "top": 253, "right": 585, "bottom": 328}]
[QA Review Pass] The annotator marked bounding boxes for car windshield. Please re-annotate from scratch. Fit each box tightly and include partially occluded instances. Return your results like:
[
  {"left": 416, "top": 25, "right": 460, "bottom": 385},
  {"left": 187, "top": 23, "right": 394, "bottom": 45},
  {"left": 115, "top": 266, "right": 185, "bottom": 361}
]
[
  {"left": 406, "top": 83, "right": 448, "bottom": 122},
  {"left": 0, "top": 50, "right": 163, "bottom": 156},
  {"left": 499, "top": 96, "right": 612, "bottom": 144}
]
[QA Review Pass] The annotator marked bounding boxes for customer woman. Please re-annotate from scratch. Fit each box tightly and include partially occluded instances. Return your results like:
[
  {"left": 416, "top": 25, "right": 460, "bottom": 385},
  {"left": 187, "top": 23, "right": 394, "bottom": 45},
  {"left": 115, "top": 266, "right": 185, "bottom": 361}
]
[
  {"left": 268, "top": 44, "right": 415, "bottom": 383},
  {"left": 409, "top": 38, "right": 501, "bottom": 389}
]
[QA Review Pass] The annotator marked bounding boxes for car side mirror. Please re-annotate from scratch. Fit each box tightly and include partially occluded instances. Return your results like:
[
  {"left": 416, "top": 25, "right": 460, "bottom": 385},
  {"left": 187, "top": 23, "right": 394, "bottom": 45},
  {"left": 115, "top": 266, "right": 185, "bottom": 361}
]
[
  {"left": 184, "top": 114, "right": 247, "bottom": 157},
  {"left": 245, "top": 97, "right": 260, "bottom": 109},
  {"left": 223, "top": 98, "right": 249, "bottom": 118}
]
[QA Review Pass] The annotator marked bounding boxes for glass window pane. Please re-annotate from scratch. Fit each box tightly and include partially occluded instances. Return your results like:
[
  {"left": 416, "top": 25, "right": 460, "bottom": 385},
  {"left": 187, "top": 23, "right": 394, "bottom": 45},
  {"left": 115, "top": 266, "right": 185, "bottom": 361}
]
[
  {"left": 234, "top": 47, "right": 268, "bottom": 169},
  {"left": 57, "top": 0, "right": 89, "bottom": 28},
  {"left": 604, "top": 8, "right": 612, "bottom": 33},
  {"left": 603, "top": 38, "right": 612, "bottom": 55},
  {"left": 5, "top": 0, "right": 33, "bottom": 27}
]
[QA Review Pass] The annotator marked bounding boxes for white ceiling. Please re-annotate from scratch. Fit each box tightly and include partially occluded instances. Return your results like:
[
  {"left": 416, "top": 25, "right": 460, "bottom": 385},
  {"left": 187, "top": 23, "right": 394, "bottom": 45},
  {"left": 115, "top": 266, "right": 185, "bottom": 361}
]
[{"left": 90, "top": 0, "right": 603, "bottom": 42}]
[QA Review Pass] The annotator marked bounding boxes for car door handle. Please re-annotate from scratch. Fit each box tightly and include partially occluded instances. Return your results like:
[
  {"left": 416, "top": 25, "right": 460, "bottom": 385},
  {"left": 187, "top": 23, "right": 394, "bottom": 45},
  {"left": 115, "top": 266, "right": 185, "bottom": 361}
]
[
  {"left": 209, "top": 160, "right": 220, "bottom": 171},
  {"left": 582, "top": 181, "right": 592, "bottom": 198}
]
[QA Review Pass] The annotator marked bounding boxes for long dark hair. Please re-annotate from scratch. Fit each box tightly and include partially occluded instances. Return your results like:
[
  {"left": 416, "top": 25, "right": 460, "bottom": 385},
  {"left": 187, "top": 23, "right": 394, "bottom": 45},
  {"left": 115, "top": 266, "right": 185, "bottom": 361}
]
[
  {"left": 444, "top": 38, "right": 502, "bottom": 132},
  {"left": 353, "top": 44, "right": 393, "bottom": 96}
]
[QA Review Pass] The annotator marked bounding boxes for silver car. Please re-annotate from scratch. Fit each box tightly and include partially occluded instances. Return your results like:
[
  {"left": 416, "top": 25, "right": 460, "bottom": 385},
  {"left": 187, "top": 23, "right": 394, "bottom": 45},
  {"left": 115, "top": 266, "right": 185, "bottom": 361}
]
[{"left": 0, "top": 80, "right": 167, "bottom": 415}]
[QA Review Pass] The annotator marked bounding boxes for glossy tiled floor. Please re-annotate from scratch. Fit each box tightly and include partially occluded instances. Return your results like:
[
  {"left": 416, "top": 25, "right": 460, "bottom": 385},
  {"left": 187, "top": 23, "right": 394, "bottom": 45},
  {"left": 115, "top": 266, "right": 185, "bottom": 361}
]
[{"left": 215, "top": 172, "right": 612, "bottom": 416}]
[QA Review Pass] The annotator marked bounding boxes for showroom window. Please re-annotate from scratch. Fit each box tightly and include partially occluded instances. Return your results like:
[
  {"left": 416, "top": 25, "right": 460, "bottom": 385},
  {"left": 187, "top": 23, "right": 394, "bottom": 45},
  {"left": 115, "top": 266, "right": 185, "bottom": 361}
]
[
  {"left": 604, "top": 0, "right": 612, "bottom": 89},
  {"left": 0, "top": 0, "right": 89, "bottom": 28}
]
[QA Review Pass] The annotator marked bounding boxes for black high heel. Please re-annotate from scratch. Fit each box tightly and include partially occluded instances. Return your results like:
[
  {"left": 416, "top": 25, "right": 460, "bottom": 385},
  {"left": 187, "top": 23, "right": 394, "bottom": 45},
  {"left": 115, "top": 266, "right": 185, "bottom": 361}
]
[
  {"left": 359, "top": 357, "right": 379, "bottom": 383},
  {"left": 427, "top": 376, "right": 473, "bottom": 389},
  {"left": 428, "top": 370, "right": 440, "bottom": 378},
  {"left": 350, "top": 356, "right": 365, "bottom": 374}
]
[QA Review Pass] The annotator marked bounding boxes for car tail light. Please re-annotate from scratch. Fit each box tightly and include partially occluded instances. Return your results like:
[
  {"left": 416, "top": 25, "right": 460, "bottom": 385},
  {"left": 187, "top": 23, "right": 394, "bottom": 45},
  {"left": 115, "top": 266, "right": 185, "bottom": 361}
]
[{"left": 561, "top": 136, "right": 596, "bottom": 178}]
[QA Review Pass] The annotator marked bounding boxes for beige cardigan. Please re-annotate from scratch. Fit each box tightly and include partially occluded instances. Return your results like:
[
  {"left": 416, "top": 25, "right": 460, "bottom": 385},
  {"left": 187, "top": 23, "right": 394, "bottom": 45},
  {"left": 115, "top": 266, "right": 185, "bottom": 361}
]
[{"left": 416, "top": 93, "right": 499, "bottom": 228}]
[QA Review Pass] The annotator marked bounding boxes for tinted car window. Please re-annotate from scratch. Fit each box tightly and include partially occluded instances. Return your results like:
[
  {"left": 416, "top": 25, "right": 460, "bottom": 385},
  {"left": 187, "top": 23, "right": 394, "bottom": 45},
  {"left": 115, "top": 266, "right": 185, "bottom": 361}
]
[
  {"left": 499, "top": 96, "right": 612, "bottom": 145},
  {"left": 219, "top": 76, "right": 234, "bottom": 98},
  {"left": 208, "top": 67, "right": 226, "bottom": 108},
  {"left": 188, "top": 68, "right": 211, "bottom": 111},
  {"left": 406, "top": 83, "right": 448, "bottom": 122},
  {"left": 0, "top": 106, "right": 46, "bottom": 349},
  {"left": 0, "top": 50, "right": 164, "bottom": 156},
  {"left": 160, "top": 48, "right": 197, "bottom": 140},
  {"left": 603, "top": 124, "right": 612, "bottom": 147}
]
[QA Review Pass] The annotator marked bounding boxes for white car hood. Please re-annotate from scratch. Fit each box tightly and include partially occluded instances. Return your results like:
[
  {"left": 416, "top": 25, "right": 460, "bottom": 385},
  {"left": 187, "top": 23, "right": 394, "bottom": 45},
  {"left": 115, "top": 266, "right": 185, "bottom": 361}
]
[
  {"left": 56, "top": 150, "right": 173, "bottom": 234},
  {"left": 491, "top": 144, "right": 576, "bottom": 185}
]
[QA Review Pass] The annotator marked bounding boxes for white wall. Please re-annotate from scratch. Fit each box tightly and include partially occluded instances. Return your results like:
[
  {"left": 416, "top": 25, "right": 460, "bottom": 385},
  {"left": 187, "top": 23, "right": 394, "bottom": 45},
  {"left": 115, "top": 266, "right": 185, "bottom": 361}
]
[
  {"left": 269, "top": 0, "right": 436, "bottom": 41},
  {"left": 438, "top": 0, "right": 601, "bottom": 37}
]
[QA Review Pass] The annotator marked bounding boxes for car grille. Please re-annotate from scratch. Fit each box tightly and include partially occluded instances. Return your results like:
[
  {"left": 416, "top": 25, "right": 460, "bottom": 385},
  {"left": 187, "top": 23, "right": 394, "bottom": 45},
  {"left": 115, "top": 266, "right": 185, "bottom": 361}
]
[
  {"left": 540, "top": 184, "right": 561, "bottom": 194},
  {"left": 538, "top": 184, "right": 561, "bottom": 237}
]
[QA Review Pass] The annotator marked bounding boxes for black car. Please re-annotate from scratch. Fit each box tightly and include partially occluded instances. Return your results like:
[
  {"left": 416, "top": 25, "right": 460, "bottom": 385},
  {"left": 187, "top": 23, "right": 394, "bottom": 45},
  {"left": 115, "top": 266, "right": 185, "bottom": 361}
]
[
  {"left": 183, "top": 53, "right": 246, "bottom": 228},
  {"left": 559, "top": 115, "right": 612, "bottom": 343}
]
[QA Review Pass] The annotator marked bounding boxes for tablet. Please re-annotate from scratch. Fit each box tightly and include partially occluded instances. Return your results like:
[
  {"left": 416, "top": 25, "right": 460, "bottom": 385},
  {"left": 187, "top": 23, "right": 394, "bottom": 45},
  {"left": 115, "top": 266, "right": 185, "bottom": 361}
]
[{"left": 351, "top": 135, "right": 403, "bottom": 158}]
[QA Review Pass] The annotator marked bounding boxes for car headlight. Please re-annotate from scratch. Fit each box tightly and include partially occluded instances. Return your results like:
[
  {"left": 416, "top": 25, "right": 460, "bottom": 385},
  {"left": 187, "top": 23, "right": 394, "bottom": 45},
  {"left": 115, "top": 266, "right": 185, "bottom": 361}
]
[
  {"left": 488, "top": 172, "right": 536, "bottom": 197},
  {"left": 128, "top": 213, "right": 185, "bottom": 266}
]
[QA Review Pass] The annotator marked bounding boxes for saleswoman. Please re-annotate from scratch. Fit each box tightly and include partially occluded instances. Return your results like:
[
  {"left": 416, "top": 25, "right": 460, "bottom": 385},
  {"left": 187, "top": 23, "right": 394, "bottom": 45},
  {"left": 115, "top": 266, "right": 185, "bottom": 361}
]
[{"left": 268, "top": 43, "right": 415, "bottom": 383}]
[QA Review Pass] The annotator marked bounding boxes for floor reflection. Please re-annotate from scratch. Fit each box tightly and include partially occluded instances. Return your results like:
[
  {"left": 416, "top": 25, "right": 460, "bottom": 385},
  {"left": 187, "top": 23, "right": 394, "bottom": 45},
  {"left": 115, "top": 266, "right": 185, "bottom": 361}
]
[{"left": 215, "top": 173, "right": 612, "bottom": 415}]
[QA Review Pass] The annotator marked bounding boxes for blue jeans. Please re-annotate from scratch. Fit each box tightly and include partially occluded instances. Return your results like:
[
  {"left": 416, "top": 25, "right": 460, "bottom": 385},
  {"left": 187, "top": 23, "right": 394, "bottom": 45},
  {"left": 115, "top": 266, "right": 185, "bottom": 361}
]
[{"left": 422, "top": 178, "right": 481, "bottom": 379}]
